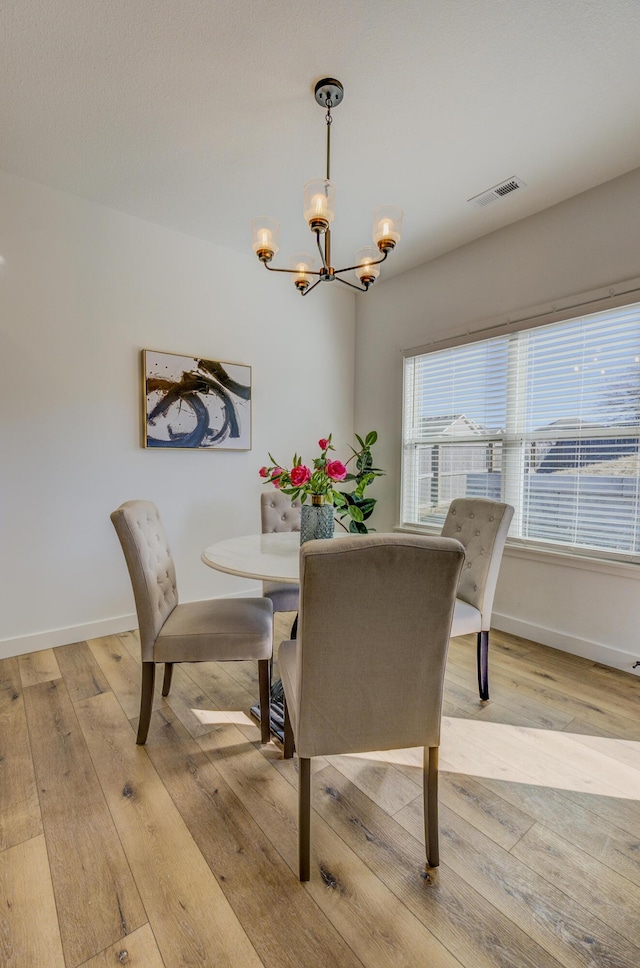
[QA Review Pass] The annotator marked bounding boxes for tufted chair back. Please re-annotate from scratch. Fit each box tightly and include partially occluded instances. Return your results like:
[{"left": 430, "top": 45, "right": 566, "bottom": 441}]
[
  {"left": 440, "top": 497, "right": 513, "bottom": 628},
  {"left": 111, "top": 500, "right": 179, "bottom": 662},
  {"left": 261, "top": 491, "right": 302, "bottom": 533}
]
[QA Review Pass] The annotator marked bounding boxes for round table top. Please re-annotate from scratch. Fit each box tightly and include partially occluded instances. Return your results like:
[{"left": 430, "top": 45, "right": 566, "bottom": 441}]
[{"left": 201, "top": 531, "right": 301, "bottom": 583}]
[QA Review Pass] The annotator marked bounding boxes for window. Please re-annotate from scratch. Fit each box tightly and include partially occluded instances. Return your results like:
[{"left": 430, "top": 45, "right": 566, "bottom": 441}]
[{"left": 402, "top": 301, "right": 640, "bottom": 560}]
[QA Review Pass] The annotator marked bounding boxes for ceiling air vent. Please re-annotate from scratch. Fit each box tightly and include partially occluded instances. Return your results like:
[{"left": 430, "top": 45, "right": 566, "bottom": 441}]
[{"left": 468, "top": 176, "right": 526, "bottom": 209}]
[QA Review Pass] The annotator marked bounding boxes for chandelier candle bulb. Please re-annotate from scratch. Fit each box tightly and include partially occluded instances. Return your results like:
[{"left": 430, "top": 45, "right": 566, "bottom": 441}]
[
  {"left": 354, "top": 246, "right": 381, "bottom": 286},
  {"left": 290, "top": 252, "right": 315, "bottom": 292},
  {"left": 372, "top": 205, "right": 404, "bottom": 250},
  {"left": 303, "top": 178, "right": 336, "bottom": 232},
  {"left": 251, "top": 216, "right": 280, "bottom": 261}
]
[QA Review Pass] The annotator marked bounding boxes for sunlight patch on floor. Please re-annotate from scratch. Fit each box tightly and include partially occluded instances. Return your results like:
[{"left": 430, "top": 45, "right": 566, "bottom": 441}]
[
  {"left": 190, "top": 709, "right": 256, "bottom": 727},
  {"left": 340, "top": 717, "right": 640, "bottom": 800}
]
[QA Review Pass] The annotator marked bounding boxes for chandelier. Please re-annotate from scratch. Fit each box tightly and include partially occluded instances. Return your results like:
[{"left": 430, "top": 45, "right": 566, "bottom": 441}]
[{"left": 250, "top": 78, "right": 403, "bottom": 296}]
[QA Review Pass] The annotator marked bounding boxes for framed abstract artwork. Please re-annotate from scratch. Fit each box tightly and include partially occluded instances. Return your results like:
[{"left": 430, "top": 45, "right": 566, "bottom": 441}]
[{"left": 142, "top": 350, "right": 252, "bottom": 450}]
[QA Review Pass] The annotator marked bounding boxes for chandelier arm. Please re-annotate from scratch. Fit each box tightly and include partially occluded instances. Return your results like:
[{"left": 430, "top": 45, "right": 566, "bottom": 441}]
[
  {"left": 300, "top": 278, "right": 324, "bottom": 297},
  {"left": 333, "top": 250, "right": 389, "bottom": 275},
  {"left": 263, "top": 262, "right": 321, "bottom": 276},
  {"left": 336, "top": 276, "right": 369, "bottom": 293}
]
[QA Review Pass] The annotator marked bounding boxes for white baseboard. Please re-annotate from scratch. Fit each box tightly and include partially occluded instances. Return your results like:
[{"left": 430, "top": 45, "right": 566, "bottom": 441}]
[
  {"left": 0, "top": 589, "right": 258, "bottom": 661},
  {"left": 492, "top": 611, "right": 640, "bottom": 676},
  {"left": 0, "top": 614, "right": 138, "bottom": 661},
  {"left": 5, "top": 602, "right": 638, "bottom": 677}
]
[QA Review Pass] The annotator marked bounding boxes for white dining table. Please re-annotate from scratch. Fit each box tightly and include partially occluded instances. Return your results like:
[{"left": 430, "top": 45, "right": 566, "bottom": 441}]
[{"left": 201, "top": 531, "right": 301, "bottom": 584}]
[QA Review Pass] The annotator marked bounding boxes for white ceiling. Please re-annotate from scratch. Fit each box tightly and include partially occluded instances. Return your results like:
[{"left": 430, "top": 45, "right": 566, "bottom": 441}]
[{"left": 2, "top": 0, "right": 640, "bottom": 280}]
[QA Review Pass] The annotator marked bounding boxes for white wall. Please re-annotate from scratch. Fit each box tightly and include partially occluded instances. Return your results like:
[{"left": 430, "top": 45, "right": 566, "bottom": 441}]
[
  {"left": 355, "top": 167, "right": 640, "bottom": 673},
  {"left": 0, "top": 170, "right": 355, "bottom": 658}
]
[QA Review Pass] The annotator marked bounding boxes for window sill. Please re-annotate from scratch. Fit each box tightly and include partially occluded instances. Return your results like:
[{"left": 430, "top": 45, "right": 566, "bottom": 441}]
[{"left": 393, "top": 524, "right": 640, "bottom": 580}]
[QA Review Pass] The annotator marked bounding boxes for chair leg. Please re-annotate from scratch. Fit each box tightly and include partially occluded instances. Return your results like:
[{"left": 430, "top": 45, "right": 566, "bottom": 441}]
[
  {"left": 298, "top": 756, "right": 311, "bottom": 881},
  {"left": 424, "top": 746, "right": 439, "bottom": 868},
  {"left": 258, "top": 659, "right": 271, "bottom": 744},
  {"left": 137, "top": 662, "right": 156, "bottom": 745},
  {"left": 283, "top": 698, "right": 295, "bottom": 759},
  {"left": 162, "top": 662, "right": 174, "bottom": 697},
  {"left": 477, "top": 630, "right": 490, "bottom": 701}
]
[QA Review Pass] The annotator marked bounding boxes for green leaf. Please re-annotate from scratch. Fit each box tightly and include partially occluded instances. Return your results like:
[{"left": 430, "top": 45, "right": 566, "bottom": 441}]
[
  {"left": 355, "top": 434, "right": 365, "bottom": 448},
  {"left": 348, "top": 505, "right": 364, "bottom": 522},
  {"left": 358, "top": 499, "right": 376, "bottom": 519},
  {"left": 365, "top": 430, "right": 378, "bottom": 446},
  {"left": 356, "top": 452, "right": 373, "bottom": 476},
  {"left": 349, "top": 519, "right": 368, "bottom": 534}
]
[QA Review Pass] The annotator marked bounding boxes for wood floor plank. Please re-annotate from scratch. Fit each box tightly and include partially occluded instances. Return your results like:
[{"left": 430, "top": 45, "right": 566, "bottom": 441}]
[
  {"left": 53, "top": 641, "right": 111, "bottom": 702},
  {"left": 490, "top": 630, "right": 595, "bottom": 669},
  {"left": 87, "top": 634, "right": 161, "bottom": 720},
  {"left": 445, "top": 663, "right": 576, "bottom": 731},
  {"left": 326, "top": 751, "right": 423, "bottom": 815},
  {"left": 512, "top": 821, "right": 640, "bottom": 949},
  {"left": 0, "top": 658, "right": 41, "bottom": 850},
  {"left": 439, "top": 715, "right": 638, "bottom": 799},
  {"left": 449, "top": 645, "right": 640, "bottom": 738},
  {"left": 396, "top": 798, "right": 640, "bottom": 968},
  {"left": 176, "top": 662, "right": 257, "bottom": 731},
  {"left": 0, "top": 835, "right": 65, "bottom": 968},
  {"left": 115, "top": 629, "right": 140, "bottom": 659},
  {"left": 473, "top": 776, "right": 640, "bottom": 888},
  {"left": 17, "top": 648, "right": 61, "bottom": 687},
  {"left": 562, "top": 787, "right": 640, "bottom": 843},
  {"left": 197, "top": 723, "right": 465, "bottom": 968},
  {"left": 143, "top": 703, "right": 364, "bottom": 968},
  {"left": 74, "top": 690, "right": 264, "bottom": 968},
  {"left": 77, "top": 924, "right": 165, "bottom": 968},
  {"left": 439, "top": 771, "right": 535, "bottom": 850},
  {"left": 484, "top": 642, "right": 640, "bottom": 723},
  {"left": 566, "top": 729, "right": 640, "bottom": 773},
  {"left": 311, "top": 764, "right": 563, "bottom": 968},
  {"left": 23, "top": 679, "right": 146, "bottom": 968}
]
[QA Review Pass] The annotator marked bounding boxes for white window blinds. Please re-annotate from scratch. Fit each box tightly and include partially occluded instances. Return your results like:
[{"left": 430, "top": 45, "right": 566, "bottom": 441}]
[{"left": 402, "top": 301, "right": 640, "bottom": 560}]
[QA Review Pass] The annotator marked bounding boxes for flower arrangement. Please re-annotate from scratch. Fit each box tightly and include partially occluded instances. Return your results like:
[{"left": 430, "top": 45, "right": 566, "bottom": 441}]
[{"left": 259, "top": 431, "right": 384, "bottom": 533}]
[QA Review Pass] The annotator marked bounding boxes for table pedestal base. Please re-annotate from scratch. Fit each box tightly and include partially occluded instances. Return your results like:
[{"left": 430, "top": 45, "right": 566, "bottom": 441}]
[
  {"left": 250, "top": 677, "right": 286, "bottom": 743},
  {"left": 250, "top": 613, "right": 296, "bottom": 745}
]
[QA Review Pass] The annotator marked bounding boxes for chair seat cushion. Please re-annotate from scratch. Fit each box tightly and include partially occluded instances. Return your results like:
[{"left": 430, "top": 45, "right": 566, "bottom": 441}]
[
  {"left": 154, "top": 597, "right": 273, "bottom": 663},
  {"left": 450, "top": 598, "right": 482, "bottom": 638},
  {"left": 263, "top": 581, "right": 300, "bottom": 613}
]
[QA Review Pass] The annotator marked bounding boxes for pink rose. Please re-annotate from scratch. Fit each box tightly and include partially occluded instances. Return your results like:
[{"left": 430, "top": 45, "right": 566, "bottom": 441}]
[
  {"left": 327, "top": 460, "right": 347, "bottom": 481},
  {"left": 318, "top": 438, "right": 330, "bottom": 451},
  {"left": 289, "top": 464, "right": 311, "bottom": 487},
  {"left": 272, "top": 467, "right": 283, "bottom": 477},
  {"left": 259, "top": 466, "right": 269, "bottom": 478},
  {"left": 273, "top": 478, "right": 281, "bottom": 489}
]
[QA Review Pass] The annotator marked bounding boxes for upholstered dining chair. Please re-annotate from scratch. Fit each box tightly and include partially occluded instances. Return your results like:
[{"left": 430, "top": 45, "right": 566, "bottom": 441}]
[
  {"left": 260, "top": 491, "right": 302, "bottom": 614},
  {"left": 111, "top": 500, "right": 273, "bottom": 745},
  {"left": 441, "top": 497, "right": 514, "bottom": 702},
  {"left": 279, "top": 533, "right": 465, "bottom": 881}
]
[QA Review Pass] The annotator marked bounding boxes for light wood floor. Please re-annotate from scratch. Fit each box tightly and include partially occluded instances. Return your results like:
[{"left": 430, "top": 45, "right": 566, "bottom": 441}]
[{"left": 2, "top": 616, "right": 640, "bottom": 968}]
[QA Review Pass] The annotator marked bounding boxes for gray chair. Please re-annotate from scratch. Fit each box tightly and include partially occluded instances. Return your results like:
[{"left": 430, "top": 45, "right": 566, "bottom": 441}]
[
  {"left": 260, "top": 492, "right": 301, "bottom": 613},
  {"left": 441, "top": 497, "right": 514, "bottom": 702},
  {"left": 279, "top": 533, "right": 465, "bottom": 881},
  {"left": 111, "top": 500, "right": 273, "bottom": 745}
]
